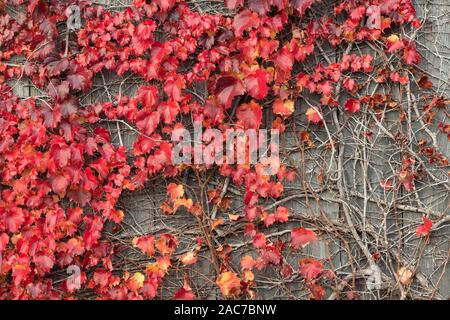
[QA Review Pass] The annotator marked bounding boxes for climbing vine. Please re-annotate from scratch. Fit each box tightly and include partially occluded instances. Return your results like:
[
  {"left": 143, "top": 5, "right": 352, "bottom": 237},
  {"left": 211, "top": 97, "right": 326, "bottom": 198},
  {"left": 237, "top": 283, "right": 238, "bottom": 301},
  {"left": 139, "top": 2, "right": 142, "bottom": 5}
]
[{"left": 0, "top": 0, "right": 448, "bottom": 300}]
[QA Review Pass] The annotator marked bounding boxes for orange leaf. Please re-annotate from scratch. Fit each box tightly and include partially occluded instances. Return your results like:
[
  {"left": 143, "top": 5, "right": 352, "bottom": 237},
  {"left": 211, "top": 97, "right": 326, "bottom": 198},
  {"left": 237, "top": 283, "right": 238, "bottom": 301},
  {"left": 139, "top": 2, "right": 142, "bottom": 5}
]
[
  {"left": 273, "top": 99, "right": 295, "bottom": 117},
  {"left": 306, "top": 107, "right": 322, "bottom": 124},
  {"left": 180, "top": 251, "right": 198, "bottom": 266},
  {"left": 167, "top": 183, "right": 184, "bottom": 202},
  {"left": 216, "top": 271, "right": 241, "bottom": 297}
]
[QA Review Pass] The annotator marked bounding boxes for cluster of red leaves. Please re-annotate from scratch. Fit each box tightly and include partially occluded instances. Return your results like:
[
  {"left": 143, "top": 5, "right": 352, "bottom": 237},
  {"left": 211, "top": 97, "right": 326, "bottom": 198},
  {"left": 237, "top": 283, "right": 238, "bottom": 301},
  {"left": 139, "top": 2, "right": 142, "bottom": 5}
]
[{"left": 0, "top": 0, "right": 443, "bottom": 300}]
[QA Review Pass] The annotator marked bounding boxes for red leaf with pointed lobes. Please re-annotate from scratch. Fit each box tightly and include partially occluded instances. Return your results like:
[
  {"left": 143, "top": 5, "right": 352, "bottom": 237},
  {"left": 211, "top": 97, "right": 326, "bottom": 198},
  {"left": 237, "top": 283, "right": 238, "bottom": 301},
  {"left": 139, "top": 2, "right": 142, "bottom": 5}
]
[
  {"left": 318, "top": 81, "right": 333, "bottom": 96},
  {"left": 244, "top": 223, "right": 256, "bottom": 237},
  {"left": 245, "top": 69, "right": 268, "bottom": 100},
  {"left": 180, "top": 251, "right": 198, "bottom": 266},
  {"left": 344, "top": 98, "right": 361, "bottom": 113},
  {"left": 216, "top": 271, "right": 241, "bottom": 297},
  {"left": 2, "top": 207, "right": 25, "bottom": 233},
  {"left": 164, "top": 76, "right": 185, "bottom": 102},
  {"left": 0, "top": 233, "right": 9, "bottom": 252},
  {"left": 350, "top": 6, "right": 366, "bottom": 22},
  {"left": 290, "top": 227, "right": 317, "bottom": 249},
  {"left": 272, "top": 46, "right": 294, "bottom": 73},
  {"left": 403, "top": 41, "right": 421, "bottom": 65},
  {"left": 273, "top": 99, "right": 295, "bottom": 117},
  {"left": 306, "top": 107, "right": 322, "bottom": 124},
  {"left": 83, "top": 215, "right": 104, "bottom": 250},
  {"left": 33, "top": 251, "right": 55, "bottom": 275},
  {"left": 275, "top": 206, "right": 289, "bottom": 223},
  {"left": 67, "top": 68, "right": 92, "bottom": 91},
  {"left": 50, "top": 174, "right": 70, "bottom": 194},
  {"left": 233, "top": 9, "right": 260, "bottom": 37},
  {"left": 141, "top": 276, "right": 159, "bottom": 299},
  {"left": 263, "top": 213, "right": 276, "bottom": 227},
  {"left": 416, "top": 216, "right": 433, "bottom": 237},
  {"left": 214, "top": 75, "right": 245, "bottom": 108},
  {"left": 253, "top": 233, "right": 266, "bottom": 248},
  {"left": 136, "top": 110, "right": 160, "bottom": 136},
  {"left": 158, "top": 100, "right": 180, "bottom": 124},
  {"left": 155, "top": 233, "right": 178, "bottom": 256},
  {"left": 307, "top": 282, "right": 325, "bottom": 300},
  {"left": 132, "top": 235, "right": 156, "bottom": 256},
  {"left": 386, "top": 34, "right": 404, "bottom": 52},
  {"left": 343, "top": 77, "right": 356, "bottom": 91},
  {"left": 174, "top": 276, "right": 196, "bottom": 300},
  {"left": 137, "top": 85, "right": 158, "bottom": 109},
  {"left": 136, "top": 20, "right": 156, "bottom": 40},
  {"left": 236, "top": 101, "right": 262, "bottom": 129},
  {"left": 298, "top": 258, "right": 324, "bottom": 280}
]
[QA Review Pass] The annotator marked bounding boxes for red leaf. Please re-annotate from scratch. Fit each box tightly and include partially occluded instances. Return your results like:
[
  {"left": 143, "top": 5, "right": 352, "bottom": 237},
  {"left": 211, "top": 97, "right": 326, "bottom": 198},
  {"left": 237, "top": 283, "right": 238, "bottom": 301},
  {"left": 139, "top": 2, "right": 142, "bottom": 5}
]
[
  {"left": 83, "top": 215, "right": 103, "bottom": 249},
  {"left": 403, "top": 41, "right": 421, "bottom": 65},
  {"left": 307, "top": 282, "right": 325, "bottom": 300},
  {"left": 67, "top": 68, "right": 92, "bottom": 91},
  {"left": 3, "top": 207, "right": 25, "bottom": 233},
  {"left": 132, "top": 235, "right": 156, "bottom": 256},
  {"left": 179, "top": 251, "right": 198, "bottom": 266},
  {"left": 232, "top": 9, "right": 260, "bottom": 37},
  {"left": 164, "top": 76, "right": 185, "bottom": 102},
  {"left": 342, "top": 77, "right": 356, "bottom": 91},
  {"left": 157, "top": 100, "right": 180, "bottom": 124},
  {"left": 46, "top": 58, "right": 69, "bottom": 77},
  {"left": 344, "top": 98, "right": 361, "bottom": 113},
  {"left": 306, "top": 107, "right": 322, "bottom": 124},
  {"left": 275, "top": 206, "right": 289, "bottom": 223},
  {"left": 141, "top": 277, "right": 159, "bottom": 299},
  {"left": 155, "top": 233, "right": 178, "bottom": 256},
  {"left": 137, "top": 85, "right": 158, "bottom": 109},
  {"left": 0, "top": 233, "right": 9, "bottom": 252},
  {"left": 236, "top": 101, "right": 262, "bottom": 129},
  {"left": 244, "top": 223, "right": 256, "bottom": 237},
  {"left": 136, "top": 110, "right": 160, "bottom": 136},
  {"left": 386, "top": 34, "right": 404, "bottom": 52},
  {"left": 290, "top": 227, "right": 317, "bottom": 249},
  {"left": 318, "top": 81, "right": 333, "bottom": 96},
  {"left": 136, "top": 20, "right": 156, "bottom": 40},
  {"left": 273, "top": 99, "right": 295, "bottom": 117},
  {"left": 272, "top": 46, "right": 294, "bottom": 73},
  {"left": 214, "top": 75, "right": 245, "bottom": 108},
  {"left": 298, "top": 258, "right": 323, "bottom": 280},
  {"left": 245, "top": 69, "right": 268, "bottom": 100},
  {"left": 33, "top": 251, "right": 55, "bottom": 275},
  {"left": 350, "top": 6, "right": 366, "bottom": 21},
  {"left": 253, "top": 232, "right": 266, "bottom": 248},
  {"left": 416, "top": 216, "right": 433, "bottom": 237},
  {"left": 50, "top": 174, "right": 70, "bottom": 194},
  {"left": 174, "top": 277, "right": 196, "bottom": 300}
]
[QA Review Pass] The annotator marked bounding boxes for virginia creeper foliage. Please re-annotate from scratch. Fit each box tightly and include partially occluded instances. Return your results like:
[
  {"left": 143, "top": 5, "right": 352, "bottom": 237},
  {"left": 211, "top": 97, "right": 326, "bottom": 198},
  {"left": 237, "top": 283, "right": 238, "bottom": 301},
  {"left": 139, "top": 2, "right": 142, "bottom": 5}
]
[{"left": 0, "top": 0, "right": 448, "bottom": 299}]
